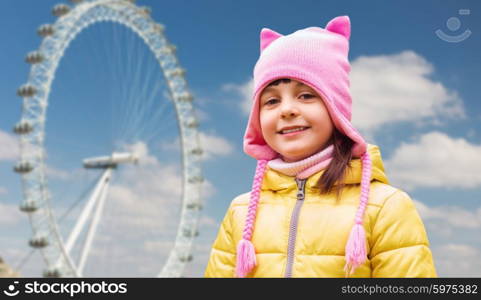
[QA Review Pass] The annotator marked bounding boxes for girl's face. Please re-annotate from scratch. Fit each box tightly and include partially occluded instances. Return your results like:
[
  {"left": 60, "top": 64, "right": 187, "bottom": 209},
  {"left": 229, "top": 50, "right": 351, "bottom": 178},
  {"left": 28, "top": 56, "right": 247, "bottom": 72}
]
[{"left": 259, "top": 79, "right": 334, "bottom": 162}]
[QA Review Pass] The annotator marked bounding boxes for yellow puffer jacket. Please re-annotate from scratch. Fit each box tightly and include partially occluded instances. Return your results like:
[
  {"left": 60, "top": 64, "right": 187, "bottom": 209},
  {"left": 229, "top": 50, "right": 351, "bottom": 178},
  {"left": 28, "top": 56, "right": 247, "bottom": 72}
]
[{"left": 204, "top": 144, "right": 437, "bottom": 277}]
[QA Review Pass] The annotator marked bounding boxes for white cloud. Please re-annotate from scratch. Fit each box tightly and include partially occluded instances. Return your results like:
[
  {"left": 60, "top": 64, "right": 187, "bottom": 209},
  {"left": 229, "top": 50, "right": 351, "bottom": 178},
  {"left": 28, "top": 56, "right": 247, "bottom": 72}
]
[
  {"left": 413, "top": 200, "right": 481, "bottom": 277},
  {"left": 385, "top": 132, "right": 481, "bottom": 190},
  {"left": 351, "top": 50, "right": 465, "bottom": 135},
  {"left": 195, "top": 107, "right": 210, "bottom": 123},
  {"left": 414, "top": 199, "right": 481, "bottom": 230},
  {"left": 105, "top": 142, "right": 185, "bottom": 230},
  {"left": 222, "top": 79, "right": 254, "bottom": 116},
  {"left": 143, "top": 240, "right": 175, "bottom": 254},
  {"left": 198, "top": 131, "right": 234, "bottom": 160},
  {"left": 200, "top": 178, "right": 216, "bottom": 201},
  {"left": 159, "top": 137, "right": 181, "bottom": 152},
  {"left": 0, "top": 130, "right": 19, "bottom": 161},
  {"left": 121, "top": 141, "right": 158, "bottom": 166},
  {"left": 0, "top": 241, "right": 44, "bottom": 277},
  {"left": 0, "top": 202, "right": 23, "bottom": 225},
  {"left": 191, "top": 99, "right": 211, "bottom": 123},
  {"left": 198, "top": 215, "right": 218, "bottom": 228},
  {"left": 45, "top": 166, "right": 73, "bottom": 181},
  {"left": 411, "top": 199, "right": 481, "bottom": 276},
  {"left": 433, "top": 243, "right": 481, "bottom": 277}
]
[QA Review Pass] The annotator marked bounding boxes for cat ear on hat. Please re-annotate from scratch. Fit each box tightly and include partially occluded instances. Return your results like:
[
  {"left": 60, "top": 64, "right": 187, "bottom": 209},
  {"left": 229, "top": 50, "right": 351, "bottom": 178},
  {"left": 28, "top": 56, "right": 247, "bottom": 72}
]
[
  {"left": 260, "top": 28, "right": 283, "bottom": 52},
  {"left": 325, "top": 15, "right": 351, "bottom": 40}
]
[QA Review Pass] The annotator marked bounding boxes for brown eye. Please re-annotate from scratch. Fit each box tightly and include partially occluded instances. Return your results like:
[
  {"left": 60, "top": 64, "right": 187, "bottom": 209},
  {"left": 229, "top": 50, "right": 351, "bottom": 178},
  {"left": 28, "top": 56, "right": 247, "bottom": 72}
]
[
  {"left": 265, "top": 99, "right": 279, "bottom": 105},
  {"left": 300, "top": 93, "right": 315, "bottom": 99}
]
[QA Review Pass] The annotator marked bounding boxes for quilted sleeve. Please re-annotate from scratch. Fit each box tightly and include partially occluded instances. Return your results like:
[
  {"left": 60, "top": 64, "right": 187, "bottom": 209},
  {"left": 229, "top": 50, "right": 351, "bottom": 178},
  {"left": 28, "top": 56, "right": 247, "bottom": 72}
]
[
  {"left": 204, "top": 205, "right": 236, "bottom": 277},
  {"left": 370, "top": 190, "right": 437, "bottom": 277}
]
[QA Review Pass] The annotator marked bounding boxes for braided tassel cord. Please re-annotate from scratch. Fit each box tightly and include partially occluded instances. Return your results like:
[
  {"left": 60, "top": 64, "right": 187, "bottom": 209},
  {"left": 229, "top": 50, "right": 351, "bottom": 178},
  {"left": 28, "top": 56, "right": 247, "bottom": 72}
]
[
  {"left": 235, "top": 160, "right": 268, "bottom": 278},
  {"left": 344, "top": 151, "right": 372, "bottom": 277}
]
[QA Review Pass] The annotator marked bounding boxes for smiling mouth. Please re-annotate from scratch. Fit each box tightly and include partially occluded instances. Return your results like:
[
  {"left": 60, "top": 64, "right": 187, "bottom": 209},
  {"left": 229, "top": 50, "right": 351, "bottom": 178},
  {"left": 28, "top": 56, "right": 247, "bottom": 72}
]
[{"left": 278, "top": 127, "right": 310, "bottom": 135}]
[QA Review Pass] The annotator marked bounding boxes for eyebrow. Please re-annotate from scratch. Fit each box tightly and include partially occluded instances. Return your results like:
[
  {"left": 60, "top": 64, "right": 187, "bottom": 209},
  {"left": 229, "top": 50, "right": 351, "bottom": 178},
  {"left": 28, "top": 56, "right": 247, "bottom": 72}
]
[{"left": 263, "top": 81, "right": 306, "bottom": 94}]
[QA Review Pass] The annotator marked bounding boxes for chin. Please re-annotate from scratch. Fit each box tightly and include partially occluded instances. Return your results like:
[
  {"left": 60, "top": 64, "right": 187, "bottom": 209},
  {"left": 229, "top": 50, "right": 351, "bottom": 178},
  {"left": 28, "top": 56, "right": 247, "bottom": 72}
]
[{"left": 279, "top": 151, "right": 307, "bottom": 162}]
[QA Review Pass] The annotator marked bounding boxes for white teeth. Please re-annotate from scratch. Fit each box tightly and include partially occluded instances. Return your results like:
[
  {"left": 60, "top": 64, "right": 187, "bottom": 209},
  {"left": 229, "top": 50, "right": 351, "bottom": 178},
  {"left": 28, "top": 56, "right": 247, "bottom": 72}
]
[{"left": 282, "top": 127, "right": 307, "bottom": 134}]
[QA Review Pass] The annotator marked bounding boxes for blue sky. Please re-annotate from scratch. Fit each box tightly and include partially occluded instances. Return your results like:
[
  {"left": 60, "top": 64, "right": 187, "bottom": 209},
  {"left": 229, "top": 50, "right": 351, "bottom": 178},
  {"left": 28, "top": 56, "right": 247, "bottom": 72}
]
[{"left": 0, "top": 0, "right": 480, "bottom": 277}]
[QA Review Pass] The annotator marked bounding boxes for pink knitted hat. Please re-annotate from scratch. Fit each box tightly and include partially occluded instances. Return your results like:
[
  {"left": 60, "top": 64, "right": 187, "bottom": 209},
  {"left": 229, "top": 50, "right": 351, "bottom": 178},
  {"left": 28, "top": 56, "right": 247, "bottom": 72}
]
[{"left": 236, "top": 16, "right": 373, "bottom": 277}]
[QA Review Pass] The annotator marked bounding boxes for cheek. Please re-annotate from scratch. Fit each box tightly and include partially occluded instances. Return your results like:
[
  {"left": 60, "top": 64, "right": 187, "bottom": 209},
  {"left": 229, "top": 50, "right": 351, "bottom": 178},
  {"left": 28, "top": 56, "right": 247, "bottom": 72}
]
[
  {"left": 312, "top": 119, "right": 333, "bottom": 136},
  {"left": 318, "top": 115, "right": 333, "bottom": 128},
  {"left": 260, "top": 113, "right": 279, "bottom": 145},
  {"left": 310, "top": 105, "right": 333, "bottom": 129},
  {"left": 260, "top": 111, "right": 276, "bottom": 132}
]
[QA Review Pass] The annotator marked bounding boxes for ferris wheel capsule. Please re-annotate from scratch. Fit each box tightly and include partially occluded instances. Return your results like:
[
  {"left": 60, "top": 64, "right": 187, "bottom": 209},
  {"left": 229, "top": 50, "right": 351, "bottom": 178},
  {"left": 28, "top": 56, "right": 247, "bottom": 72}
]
[
  {"left": 140, "top": 6, "right": 151, "bottom": 16},
  {"left": 152, "top": 23, "right": 165, "bottom": 33},
  {"left": 186, "top": 202, "right": 203, "bottom": 210},
  {"left": 182, "top": 228, "right": 199, "bottom": 238},
  {"left": 190, "top": 148, "right": 203, "bottom": 156},
  {"left": 14, "top": 161, "right": 34, "bottom": 174},
  {"left": 159, "top": 44, "right": 176, "bottom": 55},
  {"left": 37, "top": 24, "right": 55, "bottom": 37},
  {"left": 26, "top": 51, "right": 45, "bottom": 64},
  {"left": 52, "top": 4, "right": 71, "bottom": 17},
  {"left": 179, "top": 254, "right": 193, "bottom": 263},
  {"left": 175, "top": 91, "right": 193, "bottom": 103},
  {"left": 185, "top": 118, "right": 199, "bottom": 128},
  {"left": 29, "top": 235, "right": 49, "bottom": 248},
  {"left": 43, "top": 267, "right": 62, "bottom": 278},
  {"left": 165, "top": 67, "right": 186, "bottom": 78},
  {"left": 13, "top": 121, "right": 34, "bottom": 135},
  {"left": 17, "top": 84, "right": 37, "bottom": 98},
  {"left": 188, "top": 175, "right": 204, "bottom": 184},
  {"left": 19, "top": 200, "right": 39, "bottom": 213}
]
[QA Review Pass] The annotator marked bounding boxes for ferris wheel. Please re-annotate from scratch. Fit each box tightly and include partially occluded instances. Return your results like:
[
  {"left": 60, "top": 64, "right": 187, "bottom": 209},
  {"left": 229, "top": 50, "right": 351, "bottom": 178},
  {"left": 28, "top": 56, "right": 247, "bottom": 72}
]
[{"left": 13, "top": 0, "right": 204, "bottom": 277}]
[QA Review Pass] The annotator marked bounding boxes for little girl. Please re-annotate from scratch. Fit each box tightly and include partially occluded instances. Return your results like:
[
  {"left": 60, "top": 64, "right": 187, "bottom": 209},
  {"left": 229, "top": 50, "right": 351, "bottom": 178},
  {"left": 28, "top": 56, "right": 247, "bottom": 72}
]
[{"left": 204, "top": 15, "right": 437, "bottom": 278}]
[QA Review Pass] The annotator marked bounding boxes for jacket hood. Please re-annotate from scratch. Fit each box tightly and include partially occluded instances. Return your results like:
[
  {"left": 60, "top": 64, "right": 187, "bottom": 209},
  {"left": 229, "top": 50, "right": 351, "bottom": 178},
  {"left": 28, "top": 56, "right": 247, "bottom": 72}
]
[{"left": 261, "top": 144, "right": 389, "bottom": 191}]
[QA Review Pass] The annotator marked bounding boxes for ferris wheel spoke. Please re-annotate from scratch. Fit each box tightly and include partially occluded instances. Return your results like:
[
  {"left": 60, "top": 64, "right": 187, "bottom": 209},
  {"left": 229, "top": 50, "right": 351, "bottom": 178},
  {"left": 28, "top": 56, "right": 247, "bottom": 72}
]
[
  {"left": 117, "top": 38, "right": 146, "bottom": 141},
  {"left": 127, "top": 95, "right": 177, "bottom": 145}
]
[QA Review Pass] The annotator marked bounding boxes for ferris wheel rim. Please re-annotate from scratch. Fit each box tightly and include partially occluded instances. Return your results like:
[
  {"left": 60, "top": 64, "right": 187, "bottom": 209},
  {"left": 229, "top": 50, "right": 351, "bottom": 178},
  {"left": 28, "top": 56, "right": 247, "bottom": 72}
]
[{"left": 15, "top": 0, "right": 203, "bottom": 277}]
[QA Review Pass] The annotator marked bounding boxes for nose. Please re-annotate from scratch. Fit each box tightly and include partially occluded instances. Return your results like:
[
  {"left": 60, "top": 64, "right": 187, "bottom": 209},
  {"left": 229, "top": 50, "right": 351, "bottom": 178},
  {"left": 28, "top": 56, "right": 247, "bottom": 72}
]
[{"left": 280, "top": 99, "right": 299, "bottom": 119}]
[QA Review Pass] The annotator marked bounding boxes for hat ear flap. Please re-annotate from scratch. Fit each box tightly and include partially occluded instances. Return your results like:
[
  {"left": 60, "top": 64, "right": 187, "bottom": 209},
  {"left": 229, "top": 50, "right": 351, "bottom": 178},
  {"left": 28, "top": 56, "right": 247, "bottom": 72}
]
[
  {"left": 260, "top": 28, "right": 283, "bottom": 52},
  {"left": 325, "top": 15, "right": 351, "bottom": 40}
]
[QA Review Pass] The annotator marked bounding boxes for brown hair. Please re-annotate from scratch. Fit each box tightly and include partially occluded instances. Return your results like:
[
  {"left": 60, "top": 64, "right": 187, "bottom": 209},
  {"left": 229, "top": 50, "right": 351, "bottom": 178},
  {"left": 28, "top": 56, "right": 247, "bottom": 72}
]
[{"left": 316, "top": 128, "right": 354, "bottom": 201}]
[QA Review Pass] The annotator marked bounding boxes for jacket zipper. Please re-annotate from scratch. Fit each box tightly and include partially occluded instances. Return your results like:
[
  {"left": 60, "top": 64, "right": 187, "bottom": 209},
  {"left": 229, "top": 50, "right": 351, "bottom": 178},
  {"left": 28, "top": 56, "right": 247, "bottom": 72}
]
[{"left": 284, "top": 177, "right": 307, "bottom": 278}]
